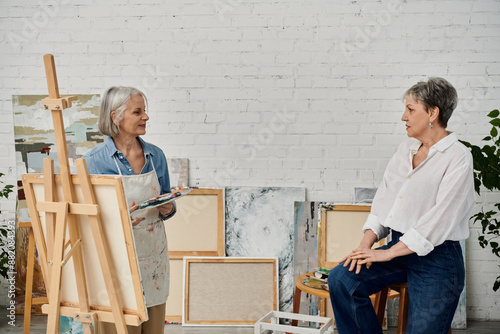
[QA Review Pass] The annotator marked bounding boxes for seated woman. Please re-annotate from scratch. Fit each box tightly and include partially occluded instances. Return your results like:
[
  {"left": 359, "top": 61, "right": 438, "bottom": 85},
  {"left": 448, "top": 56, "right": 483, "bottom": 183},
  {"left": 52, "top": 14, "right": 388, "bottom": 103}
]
[
  {"left": 84, "top": 86, "right": 175, "bottom": 334},
  {"left": 327, "top": 77, "right": 475, "bottom": 334}
]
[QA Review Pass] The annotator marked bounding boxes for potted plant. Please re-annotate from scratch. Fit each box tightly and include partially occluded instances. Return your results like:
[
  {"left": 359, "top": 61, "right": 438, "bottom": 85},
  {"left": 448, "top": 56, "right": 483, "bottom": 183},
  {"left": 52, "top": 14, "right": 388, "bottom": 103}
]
[
  {"left": 460, "top": 109, "right": 500, "bottom": 291},
  {"left": 0, "top": 172, "right": 14, "bottom": 280}
]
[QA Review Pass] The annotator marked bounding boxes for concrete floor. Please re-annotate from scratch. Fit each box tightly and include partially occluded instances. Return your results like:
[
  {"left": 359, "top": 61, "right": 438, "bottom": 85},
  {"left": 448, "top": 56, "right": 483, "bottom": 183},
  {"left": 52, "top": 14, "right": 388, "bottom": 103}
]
[{"left": 1, "top": 313, "right": 499, "bottom": 334}]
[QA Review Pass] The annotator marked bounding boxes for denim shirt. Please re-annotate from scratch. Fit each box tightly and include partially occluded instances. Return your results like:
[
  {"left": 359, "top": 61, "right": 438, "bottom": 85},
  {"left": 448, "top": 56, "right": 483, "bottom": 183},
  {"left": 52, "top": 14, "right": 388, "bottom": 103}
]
[{"left": 83, "top": 136, "right": 175, "bottom": 220}]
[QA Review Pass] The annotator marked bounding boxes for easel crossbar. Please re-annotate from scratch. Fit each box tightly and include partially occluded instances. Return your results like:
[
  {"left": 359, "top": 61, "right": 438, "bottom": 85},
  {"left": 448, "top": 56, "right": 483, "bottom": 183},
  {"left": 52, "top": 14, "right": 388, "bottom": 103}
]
[
  {"left": 61, "top": 239, "right": 81, "bottom": 267},
  {"left": 37, "top": 201, "right": 99, "bottom": 216},
  {"left": 41, "top": 305, "right": 142, "bottom": 326}
]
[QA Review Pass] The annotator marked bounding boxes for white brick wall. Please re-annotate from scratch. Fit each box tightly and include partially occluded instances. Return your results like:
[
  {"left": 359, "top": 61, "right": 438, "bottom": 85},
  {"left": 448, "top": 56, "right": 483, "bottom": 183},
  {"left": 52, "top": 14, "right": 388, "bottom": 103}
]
[{"left": 1, "top": 0, "right": 500, "bottom": 320}]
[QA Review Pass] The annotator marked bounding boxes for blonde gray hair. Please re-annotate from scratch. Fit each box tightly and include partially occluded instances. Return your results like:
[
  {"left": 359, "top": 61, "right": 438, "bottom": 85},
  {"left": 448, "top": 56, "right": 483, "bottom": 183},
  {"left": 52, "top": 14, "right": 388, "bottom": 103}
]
[{"left": 98, "top": 86, "right": 147, "bottom": 137}]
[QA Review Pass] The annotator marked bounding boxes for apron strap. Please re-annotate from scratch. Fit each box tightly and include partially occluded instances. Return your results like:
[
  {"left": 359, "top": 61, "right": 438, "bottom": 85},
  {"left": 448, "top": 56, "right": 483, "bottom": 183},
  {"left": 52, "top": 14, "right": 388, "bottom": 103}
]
[
  {"left": 150, "top": 156, "right": 157, "bottom": 175},
  {"left": 112, "top": 155, "right": 123, "bottom": 176}
]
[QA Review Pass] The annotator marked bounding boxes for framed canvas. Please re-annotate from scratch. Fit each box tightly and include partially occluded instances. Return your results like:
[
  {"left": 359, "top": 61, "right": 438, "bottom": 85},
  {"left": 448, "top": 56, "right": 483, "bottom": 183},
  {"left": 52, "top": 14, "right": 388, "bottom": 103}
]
[
  {"left": 182, "top": 257, "right": 278, "bottom": 325},
  {"left": 165, "top": 259, "right": 183, "bottom": 323},
  {"left": 165, "top": 188, "right": 224, "bottom": 259},
  {"left": 319, "top": 204, "right": 376, "bottom": 320},
  {"left": 318, "top": 204, "right": 373, "bottom": 269}
]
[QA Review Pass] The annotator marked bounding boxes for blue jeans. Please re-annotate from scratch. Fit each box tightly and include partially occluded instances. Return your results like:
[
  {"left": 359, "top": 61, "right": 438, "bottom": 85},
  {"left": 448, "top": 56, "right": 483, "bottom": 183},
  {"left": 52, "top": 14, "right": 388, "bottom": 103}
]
[{"left": 327, "top": 231, "right": 464, "bottom": 334}]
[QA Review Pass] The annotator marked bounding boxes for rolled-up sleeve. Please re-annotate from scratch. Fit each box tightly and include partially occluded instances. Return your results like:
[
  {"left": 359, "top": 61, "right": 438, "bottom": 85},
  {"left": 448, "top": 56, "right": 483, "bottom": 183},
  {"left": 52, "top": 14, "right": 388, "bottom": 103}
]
[{"left": 363, "top": 213, "right": 390, "bottom": 241}]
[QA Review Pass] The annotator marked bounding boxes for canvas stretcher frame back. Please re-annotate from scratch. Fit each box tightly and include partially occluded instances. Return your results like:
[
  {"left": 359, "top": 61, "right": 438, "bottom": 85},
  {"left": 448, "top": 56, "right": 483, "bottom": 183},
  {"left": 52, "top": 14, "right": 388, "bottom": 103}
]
[{"left": 319, "top": 204, "right": 374, "bottom": 269}]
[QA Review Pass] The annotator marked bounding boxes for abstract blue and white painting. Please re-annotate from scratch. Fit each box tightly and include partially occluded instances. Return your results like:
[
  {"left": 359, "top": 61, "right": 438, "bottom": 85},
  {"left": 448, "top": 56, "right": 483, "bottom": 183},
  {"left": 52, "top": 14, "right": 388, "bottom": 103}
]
[
  {"left": 225, "top": 187, "right": 306, "bottom": 312},
  {"left": 60, "top": 316, "right": 85, "bottom": 334},
  {"left": 293, "top": 201, "right": 320, "bottom": 318}
]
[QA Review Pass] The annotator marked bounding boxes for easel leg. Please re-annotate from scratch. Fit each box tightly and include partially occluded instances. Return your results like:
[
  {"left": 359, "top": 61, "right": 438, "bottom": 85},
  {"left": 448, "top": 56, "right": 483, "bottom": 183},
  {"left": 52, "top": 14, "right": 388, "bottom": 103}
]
[
  {"left": 46, "top": 202, "right": 68, "bottom": 334},
  {"left": 23, "top": 227, "right": 35, "bottom": 334}
]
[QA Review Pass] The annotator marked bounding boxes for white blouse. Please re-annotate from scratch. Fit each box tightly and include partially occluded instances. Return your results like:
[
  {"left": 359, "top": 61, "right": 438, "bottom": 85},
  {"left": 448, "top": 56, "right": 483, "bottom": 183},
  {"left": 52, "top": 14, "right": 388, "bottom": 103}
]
[{"left": 362, "top": 132, "right": 475, "bottom": 256}]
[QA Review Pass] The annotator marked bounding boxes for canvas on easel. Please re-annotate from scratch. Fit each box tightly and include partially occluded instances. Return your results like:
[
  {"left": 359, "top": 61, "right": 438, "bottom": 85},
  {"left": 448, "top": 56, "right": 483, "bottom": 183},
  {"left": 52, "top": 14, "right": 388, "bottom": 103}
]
[{"left": 22, "top": 173, "right": 148, "bottom": 320}]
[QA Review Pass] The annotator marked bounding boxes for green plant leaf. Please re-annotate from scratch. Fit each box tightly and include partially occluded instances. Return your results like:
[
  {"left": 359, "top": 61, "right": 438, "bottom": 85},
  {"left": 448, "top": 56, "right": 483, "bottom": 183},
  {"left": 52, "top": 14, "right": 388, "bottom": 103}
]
[
  {"left": 494, "top": 277, "right": 500, "bottom": 292},
  {"left": 483, "top": 172, "right": 499, "bottom": 190},
  {"left": 488, "top": 109, "right": 500, "bottom": 118},
  {"left": 474, "top": 177, "right": 481, "bottom": 195},
  {"left": 459, "top": 140, "right": 471, "bottom": 148},
  {"left": 491, "top": 118, "right": 500, "bottom": 127},
  {"left": 467, "top": 109, "right": 500, "bottom": 291}
]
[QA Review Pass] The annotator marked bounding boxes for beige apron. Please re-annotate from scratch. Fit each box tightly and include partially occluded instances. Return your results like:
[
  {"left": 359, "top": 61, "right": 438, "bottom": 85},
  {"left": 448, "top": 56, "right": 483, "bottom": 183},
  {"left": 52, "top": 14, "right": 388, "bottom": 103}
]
[{"left": 113, "top": 157, "right": 170, "bottom": 307}]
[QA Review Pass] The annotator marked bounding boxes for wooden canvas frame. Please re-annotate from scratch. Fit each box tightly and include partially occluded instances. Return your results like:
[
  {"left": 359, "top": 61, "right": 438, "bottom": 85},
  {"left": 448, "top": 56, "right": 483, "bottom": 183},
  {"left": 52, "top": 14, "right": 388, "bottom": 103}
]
[
  {"left": 164, "top": 188, "right": 224, "bottom": 322},
  {"left": 22, "top": 173, "right": 148, "bottom": 324},
  {"left": 166, "top": 188, "right": 224, "bottom": 259},
  {"left": 182, "top": 257, "right": 278, "bottom": 326},
  {"left": 318, "top": 204, "right": 388, "bottom": 318},
  {"left": 164, "top": 259, "right": 183, "bottom": 323},
  {"left": 318, "top": 204, "right": 374, "bottom": 269}
]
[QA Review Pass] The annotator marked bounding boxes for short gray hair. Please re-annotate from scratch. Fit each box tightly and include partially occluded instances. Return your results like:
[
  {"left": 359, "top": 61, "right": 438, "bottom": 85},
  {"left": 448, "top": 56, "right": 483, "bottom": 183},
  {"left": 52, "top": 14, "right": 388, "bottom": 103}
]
[
  {"left": 403, "top": 77, "right": 458, "bottom": 128},
  {"left": 98, "top": 86, "right": 147, "bottom": 137}
]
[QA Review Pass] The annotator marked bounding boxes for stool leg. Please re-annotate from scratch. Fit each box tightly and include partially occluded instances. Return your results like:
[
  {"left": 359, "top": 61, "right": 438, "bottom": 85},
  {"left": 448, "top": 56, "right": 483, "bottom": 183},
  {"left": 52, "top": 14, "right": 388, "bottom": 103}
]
[
  {"left": 397, "top": 287, "right": 409, "bottom": 334},
  {"left": 291, "top": 286, "right": 302, "bottom": 326},
  {"left": 373, "top": 288, "right": 388, "bottom": 327},
  {"left": 319, "top": 297, "right": 326, "bottom": 317}
]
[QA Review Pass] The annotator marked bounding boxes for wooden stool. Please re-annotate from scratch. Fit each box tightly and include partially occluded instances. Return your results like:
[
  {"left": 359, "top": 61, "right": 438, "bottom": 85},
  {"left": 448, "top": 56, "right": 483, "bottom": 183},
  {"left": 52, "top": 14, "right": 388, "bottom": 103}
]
[
  {"left": 292, "top": 272, "right": 399, "bottom": 327},
  {"left": 377, "top": 283, "right": 452, "bottom": 334}
]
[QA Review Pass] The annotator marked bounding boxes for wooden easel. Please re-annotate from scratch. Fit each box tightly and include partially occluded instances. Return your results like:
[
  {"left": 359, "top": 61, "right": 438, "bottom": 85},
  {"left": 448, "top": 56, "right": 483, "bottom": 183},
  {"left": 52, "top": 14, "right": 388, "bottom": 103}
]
[{"left": 22, "top": 54, "right": 137, "bottom": 334}]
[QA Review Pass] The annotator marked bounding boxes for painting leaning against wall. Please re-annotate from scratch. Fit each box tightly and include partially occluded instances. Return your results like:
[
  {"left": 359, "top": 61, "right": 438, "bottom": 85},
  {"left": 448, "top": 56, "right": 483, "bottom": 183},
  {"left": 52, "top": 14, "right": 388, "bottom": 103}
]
[
  {"left": 13, "top": 94, "right": 103, "bottom": 319},
  {"left": 293, "top": 201, "right": 320, "bottom": 321}
]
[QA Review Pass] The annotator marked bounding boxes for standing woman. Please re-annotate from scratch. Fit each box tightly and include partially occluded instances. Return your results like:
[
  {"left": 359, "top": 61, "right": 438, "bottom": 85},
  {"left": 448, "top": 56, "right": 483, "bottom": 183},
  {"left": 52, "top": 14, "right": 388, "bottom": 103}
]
[
  {"left": 327, "top": 77, "right": 475, "bottom": 334},
  {"left": 84, "top": 86, "right": 175, "bottom": 334}
]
